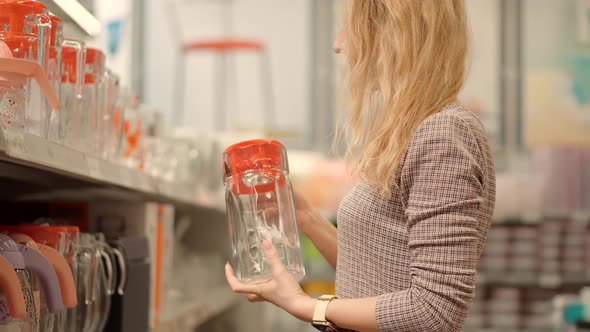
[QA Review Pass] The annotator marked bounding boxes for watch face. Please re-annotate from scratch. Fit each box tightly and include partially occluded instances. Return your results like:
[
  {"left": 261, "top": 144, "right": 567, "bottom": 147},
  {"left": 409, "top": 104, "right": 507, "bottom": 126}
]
[
  {"left": 312, "top": 322, "right": 339, "bottom": 332},
  {"left": 312, "top": 323, "right": 326, "bottom": 332}
]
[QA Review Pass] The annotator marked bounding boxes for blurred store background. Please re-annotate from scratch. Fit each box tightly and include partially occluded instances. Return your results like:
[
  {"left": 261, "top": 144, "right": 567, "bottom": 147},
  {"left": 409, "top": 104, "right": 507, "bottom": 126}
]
[{"left": 1, "top": 0, "right": 589, "bottom": 331}]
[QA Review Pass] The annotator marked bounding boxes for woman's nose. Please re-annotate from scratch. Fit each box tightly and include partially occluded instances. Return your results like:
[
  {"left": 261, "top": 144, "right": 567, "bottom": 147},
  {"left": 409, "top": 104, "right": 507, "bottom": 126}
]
[{"left": 333, "top": 28, "right": 345, "bottom": 54}]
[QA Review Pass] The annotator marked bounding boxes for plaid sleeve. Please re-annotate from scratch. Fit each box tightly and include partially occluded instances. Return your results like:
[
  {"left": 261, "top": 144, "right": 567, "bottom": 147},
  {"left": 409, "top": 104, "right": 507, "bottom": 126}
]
[{"left": 375, "top": 112, "right": 485, "bottom": 332}]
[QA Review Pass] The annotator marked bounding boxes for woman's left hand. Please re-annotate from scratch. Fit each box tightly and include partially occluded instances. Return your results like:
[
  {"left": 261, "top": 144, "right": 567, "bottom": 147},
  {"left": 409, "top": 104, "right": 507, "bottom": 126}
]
[{"left": 225, "top": 239, "right": 316, "bottom": 322}]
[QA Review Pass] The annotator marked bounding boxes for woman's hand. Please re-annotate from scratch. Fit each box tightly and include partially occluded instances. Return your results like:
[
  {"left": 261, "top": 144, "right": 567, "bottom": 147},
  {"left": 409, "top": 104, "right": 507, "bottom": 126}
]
[
  {"left": 292, "top": 189, "right": 322, "bottom": 236},
  {"left": 292, "top": 189, "right": 339, "bottom": 269},
  {"left": 225, "top": 239, "right": 316, "bottom": 322}
]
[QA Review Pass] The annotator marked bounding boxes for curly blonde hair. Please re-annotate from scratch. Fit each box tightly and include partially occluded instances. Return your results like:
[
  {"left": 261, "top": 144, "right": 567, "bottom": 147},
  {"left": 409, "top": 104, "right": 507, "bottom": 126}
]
[{"left": 336, "top": 0, "right": 469, "bottom": 193}]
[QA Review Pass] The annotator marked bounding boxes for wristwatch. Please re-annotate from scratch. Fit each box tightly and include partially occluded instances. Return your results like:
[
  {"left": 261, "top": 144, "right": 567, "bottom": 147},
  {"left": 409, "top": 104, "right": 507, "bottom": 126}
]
[{"left": 312, "top": 295, "right": 341, "bottom": 332}]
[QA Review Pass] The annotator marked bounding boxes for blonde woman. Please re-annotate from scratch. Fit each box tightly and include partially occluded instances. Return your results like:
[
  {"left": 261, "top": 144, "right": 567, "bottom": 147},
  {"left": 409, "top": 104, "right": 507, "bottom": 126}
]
[{"left": 225, "top": 0, "right": 495, "bottom": 331}]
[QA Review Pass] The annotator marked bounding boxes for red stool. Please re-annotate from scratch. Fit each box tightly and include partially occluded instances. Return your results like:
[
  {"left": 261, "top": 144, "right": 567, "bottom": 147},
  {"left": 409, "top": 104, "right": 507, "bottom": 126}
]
[{"left": 169, "top": 1, "right": 276, "bottom": 132}]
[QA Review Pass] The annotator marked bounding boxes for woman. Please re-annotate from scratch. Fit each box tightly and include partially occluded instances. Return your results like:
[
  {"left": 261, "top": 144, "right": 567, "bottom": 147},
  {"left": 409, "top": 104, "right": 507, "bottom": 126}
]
[{"left": 225, "top": 1, "right": 495, "bottom": 331}]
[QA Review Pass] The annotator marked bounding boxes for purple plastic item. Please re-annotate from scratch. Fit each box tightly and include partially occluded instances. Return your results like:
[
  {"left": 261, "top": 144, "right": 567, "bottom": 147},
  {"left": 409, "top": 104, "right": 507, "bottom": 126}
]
[{"left": 0, "top": 234, "right": 64, "bottom": 313}]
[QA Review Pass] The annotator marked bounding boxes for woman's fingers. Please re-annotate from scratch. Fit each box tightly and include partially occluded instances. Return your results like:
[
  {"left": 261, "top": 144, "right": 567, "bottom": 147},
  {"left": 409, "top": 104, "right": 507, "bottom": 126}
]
[
  {"left": 246, "top": 294, "right": 265, "bottom": 302},
  {"left": 261, "top": 240, "right": 286, "bottom": 275},
  {"left": 225, "top": 263, "right": 261, "bottom": 294}
]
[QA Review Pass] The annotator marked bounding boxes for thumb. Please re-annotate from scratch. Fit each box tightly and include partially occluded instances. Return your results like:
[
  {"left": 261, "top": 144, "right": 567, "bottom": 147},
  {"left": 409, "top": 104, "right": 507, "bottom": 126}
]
[{"left": 262, "top": 239, "right": 286, "bottom": 274}]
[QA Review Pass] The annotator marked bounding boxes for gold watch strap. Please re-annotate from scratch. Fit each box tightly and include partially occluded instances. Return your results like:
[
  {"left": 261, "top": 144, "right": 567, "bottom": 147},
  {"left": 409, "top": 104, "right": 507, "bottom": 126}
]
[{"left": 312, "top": 295, "right": 338, "bottom": 324}]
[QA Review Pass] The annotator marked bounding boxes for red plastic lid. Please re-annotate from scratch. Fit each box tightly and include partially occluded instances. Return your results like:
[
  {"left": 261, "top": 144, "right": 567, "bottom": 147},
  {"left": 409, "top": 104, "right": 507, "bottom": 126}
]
[
  {"left": 0, "top": 224, "right": 66, "bottom": 249},
  {"left": 0, "top": 32, "right": 38, "bottom": 60},
  {"left": 223, "top": 139, "right": 288, "bottom": 194},
  {"left": 224, "top": 139, "right": 286, "bottom": 175},
  {"left": 84, "top": 73, "right": 96, "bottom": 84},
  {"left": 183, "top": 38, "right": 265, "bottom": 52},
  {"left": 61, "top": 45, "right": 81, "bottom": 83},
  {"left": 12, "top": 0, "right": 47, "bottom": 9},
  {"left": 0, "top": 2, "right": 48, "bottom": 34},
  {"left": 85, "top": 47, "right": 104, "bottom": 83},
  {"left": 61, "top": 63, "right": 98, "bottom": 85},
  {"left": 63, "top": 226, "right": 79, "bottom": 236},
  {"left": 49, "top": 14, "right": 62, "bottom": 48},
  {"left": 85, "top": 47, "right": 104, "bottom": 65}
]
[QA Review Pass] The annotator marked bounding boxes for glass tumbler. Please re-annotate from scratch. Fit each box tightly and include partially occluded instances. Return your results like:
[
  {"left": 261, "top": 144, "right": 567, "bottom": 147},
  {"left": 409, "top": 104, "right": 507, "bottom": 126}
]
[{"left": 223, "top": 139, "right": 305, "bottom": 284}]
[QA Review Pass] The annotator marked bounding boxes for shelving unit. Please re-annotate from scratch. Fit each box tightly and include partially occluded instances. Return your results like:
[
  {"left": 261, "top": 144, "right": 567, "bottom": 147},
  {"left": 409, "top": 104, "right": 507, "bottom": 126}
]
[
  {"left": 153, "top": 287, "right": 240, "bottom": 332},
  {"left": 0, "top": 127, "right": 224, "bottom": 210},
  {"left": 0, "top": 127, "right": 243, "bottom": 330},
  {"left": 39, "top": 0, "right": 101, "bottom": 37}
]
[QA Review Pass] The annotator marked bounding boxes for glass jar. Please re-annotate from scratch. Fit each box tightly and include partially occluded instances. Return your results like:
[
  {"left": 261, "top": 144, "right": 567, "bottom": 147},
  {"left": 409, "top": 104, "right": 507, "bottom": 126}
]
[
  {"left": 59, "top": 41, "right": 85, "bottom": 149},
  {"left": 223, "top": 139, "right": 305, "bottom": 284},
  {"left": 84, "top": 47, "right": 106, "bottom": 157},
  {"left": 0, "top": 1, "right": 52, "bottom": 138},
  {"left": 46, "top": 14, "right": 63, "bottom": 142},
  {"left": 0, "top": 79, "right": 26, "bottom": 129},
  {"left": 73, "top": 233, "right": 97, "bottom": 332}
]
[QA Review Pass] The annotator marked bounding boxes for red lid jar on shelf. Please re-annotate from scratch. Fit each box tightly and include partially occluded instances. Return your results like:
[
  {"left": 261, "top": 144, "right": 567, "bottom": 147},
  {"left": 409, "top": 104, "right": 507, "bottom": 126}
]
[
  {"left": 59, "top": 41, "right": 86, "bottom": 148},
  {"left": 83, "top": 47, "right": 106, "bottom": 156},
  {"left": 0, "top": 1, "right": 53, "bottom": 137}
]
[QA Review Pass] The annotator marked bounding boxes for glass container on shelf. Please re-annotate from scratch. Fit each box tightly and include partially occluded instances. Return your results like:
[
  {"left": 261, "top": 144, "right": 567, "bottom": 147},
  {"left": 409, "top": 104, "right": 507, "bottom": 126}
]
[
  {"left": 223, "top": 139, "right": 305, "bottom": 284},
  {"left": 46, "top": 14, "right": 63, "bottom": 142},
  {"left": 59, "top": 41, "right": 85, "bottom": 149},
  {"left": 72, "top": 233, "right": 96, "bottom": 332},
  {"left": 0, "top": 40, "right": 59, "bottom": 131},
  {"left": 0, "top": 1, "right": 52, "bottom": 137},
  {"left": 121, "top": 93, "right": 144, "bottom": 170},
  {"left": 102, "top": 69, "right": 123, "bottom": 161},
  {"left": 93, "top": 233, "right": 114, "bottom": 332},
  {"left": 83, "top": 47, "right": 106, "bottom": 156}
]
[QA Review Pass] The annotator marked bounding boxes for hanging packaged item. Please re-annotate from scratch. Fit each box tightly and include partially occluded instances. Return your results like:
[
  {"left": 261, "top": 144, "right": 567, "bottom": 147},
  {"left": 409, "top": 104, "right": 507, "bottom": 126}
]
[
  {"left": 3, "top": 223, "right": 82, "bottom": 332},
  {"left": 7, "top": 231, "right": 76, "bottom": 332},
  {"left": 0, "top": 250, "right": 27, "bottom": 329},
  {"left": 0, "top": 234, "right": 64, "bottom": 331},
  {"left": 223, "top": 139, "right": 305, "bottom": 284}
]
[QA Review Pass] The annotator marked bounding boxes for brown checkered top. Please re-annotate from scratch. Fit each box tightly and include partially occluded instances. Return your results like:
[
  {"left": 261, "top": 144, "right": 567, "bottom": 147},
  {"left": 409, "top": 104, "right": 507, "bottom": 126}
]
[{"left": 335, "top": 104, "right": 496, "bottom": 332}]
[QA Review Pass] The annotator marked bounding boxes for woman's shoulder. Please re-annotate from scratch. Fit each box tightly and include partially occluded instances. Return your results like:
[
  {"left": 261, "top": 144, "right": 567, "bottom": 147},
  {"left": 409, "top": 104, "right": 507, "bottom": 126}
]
[
  {"left": 423, "top": 102, "right": 485, "bottom": 132},
  {"left": 412, "top": 102, "right": 489, "bottom": 147},
  {"left": 406, "top": 102, "right": 493, "bottom": 175}
]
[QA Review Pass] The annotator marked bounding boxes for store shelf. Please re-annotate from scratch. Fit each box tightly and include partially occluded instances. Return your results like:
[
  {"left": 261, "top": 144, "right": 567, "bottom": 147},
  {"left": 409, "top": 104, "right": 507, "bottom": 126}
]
[
  {"left": 492, "top": 210, "right": 590, "bottom": 225},
  {"left": 153, "top": 287, "right": 239, "bottom": 332},
  {"left": 477, "top": 273, "right": 589, "bottom": 289},
  {"left": 0, "top": 128, "right": 224, "bottom": 210},
  {"left": 40, "top": 0, "right": 101, "bottom": 37}
]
